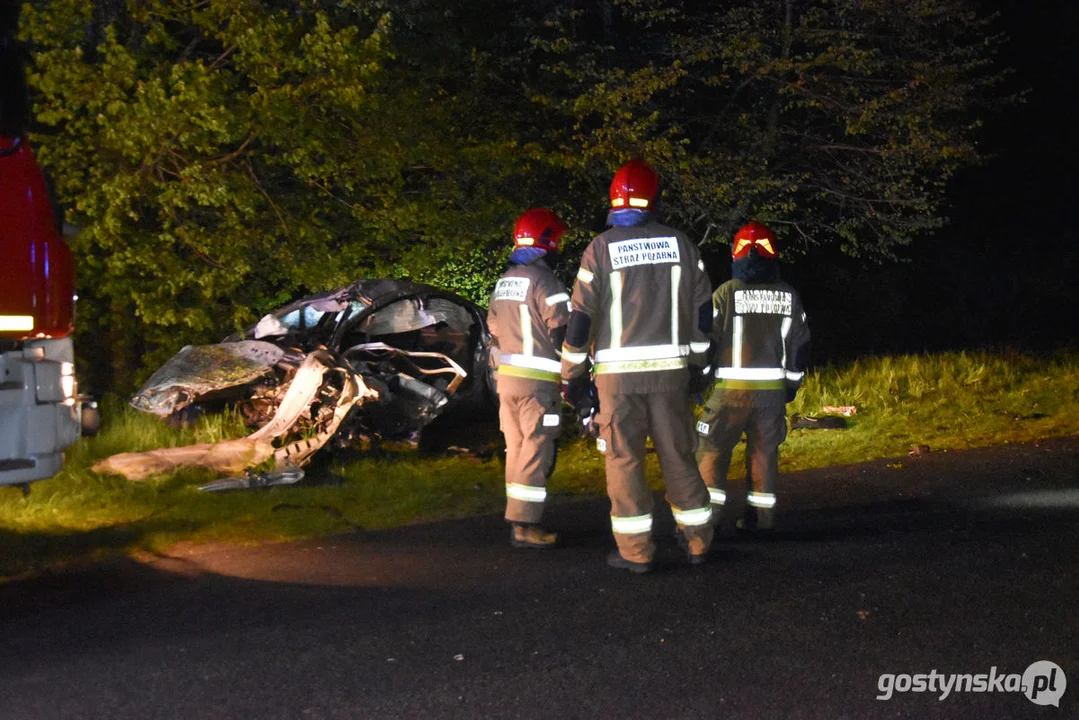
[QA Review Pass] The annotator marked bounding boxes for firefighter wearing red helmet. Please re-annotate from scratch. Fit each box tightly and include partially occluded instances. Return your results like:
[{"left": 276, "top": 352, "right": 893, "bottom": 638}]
[
  {"left": 696, "top": 221, "right": 810, "bottom": 534},
  {"left": 561, "top": 160, "right": 715, "bottom": 572},
  {"left": 487, "top": 208, "right": 572, "bottom": 548}
]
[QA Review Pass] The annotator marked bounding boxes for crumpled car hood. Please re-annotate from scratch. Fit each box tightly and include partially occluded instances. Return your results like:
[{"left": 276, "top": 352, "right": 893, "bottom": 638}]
[{"left": 131, "top": 341, "right": 293, "bottom": 417}]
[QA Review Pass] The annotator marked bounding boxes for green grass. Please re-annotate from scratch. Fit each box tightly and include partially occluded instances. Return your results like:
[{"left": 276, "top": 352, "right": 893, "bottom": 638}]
[
  {"left": 779, "top": 350, "right": 1079, "bottom": 472},
  {"left": 2, "top": 350, "right": 1078, "bottom": 580}
]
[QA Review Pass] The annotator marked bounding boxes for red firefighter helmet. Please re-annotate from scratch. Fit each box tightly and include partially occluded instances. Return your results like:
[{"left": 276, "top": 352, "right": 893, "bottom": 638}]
[
  {"left": 609, "top": 159, "right": 659, "bottom": 210},
  {"left": 732, "top": 221, "right": 778, "bottom": 260},
  {"left": 513, "top": 208, "right": 567, "bottom": 253}
]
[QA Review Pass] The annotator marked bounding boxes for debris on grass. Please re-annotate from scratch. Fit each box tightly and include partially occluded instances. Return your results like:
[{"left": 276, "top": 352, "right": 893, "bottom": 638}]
[{"left": 791, "top": 414, "right": 848, "bottom": 430}]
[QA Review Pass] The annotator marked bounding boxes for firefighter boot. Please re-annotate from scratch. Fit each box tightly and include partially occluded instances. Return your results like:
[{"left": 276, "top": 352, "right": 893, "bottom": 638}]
[
  {"left": 606, "top": 551, "right": 653, "bottom": 574},
  {"left": 511, "top": 523, "right": 558, "bottom": 549},
  {"left": 736, "top": 506, "right": 757, "bottom": 533},
  {"left": 756, "top": 507, "right": 775, "bottom": 531},
  {"left": 675, "top": 530, "right": 711, "bottom": 566},
  {"left": 736, "top": 507, "right": 775, "bottom": 536}
]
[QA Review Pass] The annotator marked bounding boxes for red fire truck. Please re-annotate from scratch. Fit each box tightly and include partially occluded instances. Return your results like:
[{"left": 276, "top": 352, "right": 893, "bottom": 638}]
[{"left": 0, "top": 133, "right": 90, "bottom": 491}]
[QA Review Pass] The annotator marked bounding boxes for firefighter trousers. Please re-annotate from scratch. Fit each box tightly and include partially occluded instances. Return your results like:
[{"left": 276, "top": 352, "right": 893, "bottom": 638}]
[
  {"left": 595, "top": 389, "right": 714, "bottom": 563},
  {"left": 696, "top": 400, "right": 787, "bottom": 515},
  {"left": 499, "top": 386, "right": 562, "bottom": 525}
]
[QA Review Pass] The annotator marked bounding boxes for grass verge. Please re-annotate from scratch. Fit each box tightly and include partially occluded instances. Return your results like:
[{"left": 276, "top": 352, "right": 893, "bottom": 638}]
[{"left": 2, "top": 350, "right": 1077, "bottom": 580}]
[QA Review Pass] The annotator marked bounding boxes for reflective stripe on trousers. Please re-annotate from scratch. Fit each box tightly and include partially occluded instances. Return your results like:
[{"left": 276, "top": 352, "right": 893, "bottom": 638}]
[
  {"left": 672, "top": 505, "right": 712, "bottom": 527},
  {"left": 748, "top": 492, "right": 776, "bottom": 508},
  {"left": 610, "top": 513, "right": 653, "bottom": 535},
  {"left": 506, "top": 483, "right": 547, "bottom": 502}
]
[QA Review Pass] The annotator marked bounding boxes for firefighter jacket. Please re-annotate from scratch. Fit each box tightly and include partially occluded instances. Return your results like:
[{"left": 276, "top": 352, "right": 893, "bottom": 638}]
[
  {"left": 487, "top": 260, "right": 571, "bottom": 396},
  {"left": 562, "top": 221, "right": 712, "bottom": 394},
  {"left": 709, "top": 278, "right": 810, "bottom": 407}
]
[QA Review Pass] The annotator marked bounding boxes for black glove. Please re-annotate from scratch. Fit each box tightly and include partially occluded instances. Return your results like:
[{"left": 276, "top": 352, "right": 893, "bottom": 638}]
[
  {"left": 688, "top": 365, "right": 712, "bottom": 401},
  {"left": 564, "top": 375, "right": 599, "bottom": 437},
  {"left": 785, "top": 386, "right": 798, "bottom": 404},
  {"left": 563, "top": 375, "right": 592, "bottom": 410}
]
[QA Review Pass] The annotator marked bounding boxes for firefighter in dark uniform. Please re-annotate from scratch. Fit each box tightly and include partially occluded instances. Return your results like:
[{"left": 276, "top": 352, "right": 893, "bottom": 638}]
[
  {"left": 487, "top": 208, "right": 571, "bottom": 548},
  {"left": 562, "top": 160, "right": 715, "bottom": 573},
  {"left": 696, "top": 222, "right": 810, "bottom": 533}
]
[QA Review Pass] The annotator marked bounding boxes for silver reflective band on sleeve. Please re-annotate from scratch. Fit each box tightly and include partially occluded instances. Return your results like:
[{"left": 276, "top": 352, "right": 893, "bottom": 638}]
[
  {"left": 501, "top": 354, "right": 562, "bottom": 373},
  {"left": 731, "top": 315, "right": 744, "bottom": 368},
  {"left": 542, "top": 413, "right": 560, "bottom": 427},
  {"left": 670, "top": 264, "right": 682, "bottom": 347},
  {"left": 595, "top": 344, "right": 688, "bottom": 362},
  {"left": 519, "top": 304, "right": 533, "bottom": 357},
  {"left": 690, "top": 341, "right": 710, "bottom": 354},
  {"left": 610, "top": 513, "right": 653, "bottom": 534},
  {"left": 577, "top": 268, "right": 595, "bottom": 284},
  {"left": 715, "top": 367, "right": 786, "bottom": 380},
  {"left": 786, "top": 370, "right": 804, "bottom": 382},
  {"left": 713, "top": 307, "right": 719, "bottom": 318},
  {"left": 609, "top": 271, "right": 623, "bottom": 349},
  {"left": 747, "top": 492, "right": 776, "bottom": 508},
  {"left": 545, "top": 292, "right": 570, "bottom": 306},
  {"left": 561, "top": 349, "right": 588, "bottom": 365},
  {"left": 506, "top": 483, "right": 548, "bottom": 502},
  {"left": 709, "top": 488, "right": 727, "bottom": 504},
  {"left": 698, "top": 259, "right": 705, "bottom": 272},
  {"left": 673, "top": 506, "right": 712, "bottom": 527}
]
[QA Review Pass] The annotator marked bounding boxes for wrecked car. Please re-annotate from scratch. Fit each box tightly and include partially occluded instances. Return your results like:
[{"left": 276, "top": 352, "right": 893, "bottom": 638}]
[{"left": 94, "top": 280, "right": 497, "bottom": 482}]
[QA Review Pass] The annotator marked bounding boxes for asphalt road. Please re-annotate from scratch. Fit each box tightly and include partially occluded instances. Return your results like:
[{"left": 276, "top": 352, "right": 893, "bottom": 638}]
[{"left": 1, "top": 436, "right": 1076, "bottom": 719}]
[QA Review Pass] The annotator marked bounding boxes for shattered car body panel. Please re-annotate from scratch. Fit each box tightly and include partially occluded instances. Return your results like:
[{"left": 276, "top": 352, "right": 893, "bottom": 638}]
[
  {"left": 103, "top": 280, "right": 497, "bottom": 481},
  {"left": 97, "top": 350, "right": 382, "bottom": 480},
  {"left": 131, "top": 341, "right": 298, "bottom": 418}
]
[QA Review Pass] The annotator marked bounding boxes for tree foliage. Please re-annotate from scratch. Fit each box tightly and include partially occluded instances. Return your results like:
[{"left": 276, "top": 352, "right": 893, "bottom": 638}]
[
  {"left": 526, "top": 0, "right": 1009, "bottom": 259},
  {"left": 17, "top": 0, "right": 1008, "bottom": 388}
]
